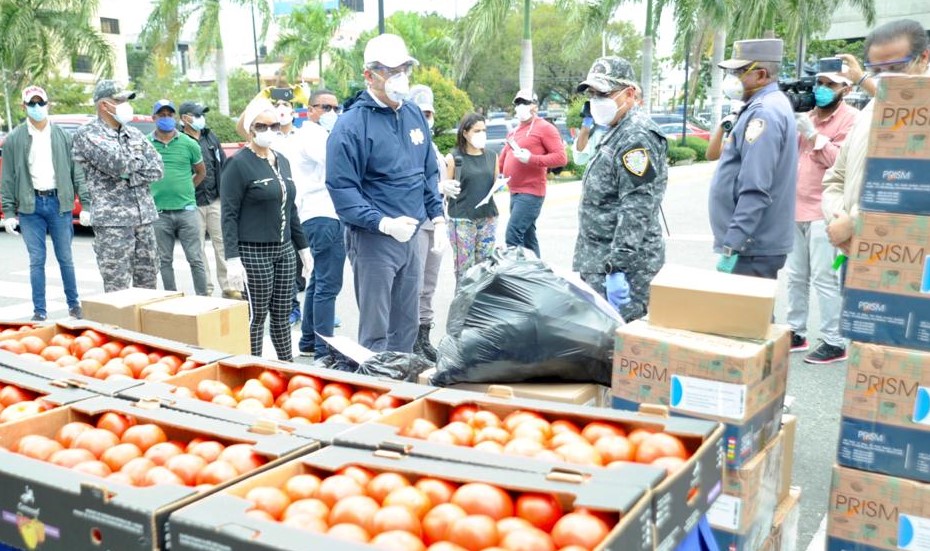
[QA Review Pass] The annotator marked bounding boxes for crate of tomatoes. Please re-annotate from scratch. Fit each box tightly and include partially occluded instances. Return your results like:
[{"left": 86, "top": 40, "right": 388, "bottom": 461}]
[
  {"left": 168, "top": 443, "right": 655, "bottom": 551},
  {"left": 0, "top": 321, "right": 47, "bottom": 340},
  {"left": 0, "top": 395, "right": 316, "bottom": 551},
  {"left": 334, "top": 388, "right": 725, "bottom": 551},
  {"left": 0, "top": 363, "right": 98, "bottom": 425},
  {"left": 116, "top": 355, "right": 436, "bottom": 442}
]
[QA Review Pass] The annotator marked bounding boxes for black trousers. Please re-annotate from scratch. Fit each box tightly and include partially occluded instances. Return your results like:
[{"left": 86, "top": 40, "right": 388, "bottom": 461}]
[
  {"left": 732, "top": 254, "right": 787, "bottom": 280},
  {"left": 240, "top": 241, "right": 297, "bottom": 361}
]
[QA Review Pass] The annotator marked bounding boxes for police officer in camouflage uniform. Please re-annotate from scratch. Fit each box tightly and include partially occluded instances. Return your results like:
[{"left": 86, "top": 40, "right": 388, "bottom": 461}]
[
  {"left": 72, "top": 80, "right": 165, "bottom": 292},
  {"left": 573, "top": 57, "right": 668, "bottom": 322}
]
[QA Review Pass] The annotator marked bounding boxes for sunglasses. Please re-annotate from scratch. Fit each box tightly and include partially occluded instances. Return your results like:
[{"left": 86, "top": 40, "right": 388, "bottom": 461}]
[
  {"left": 371, "top": 63, "right": 414, "bottom": 78},
  {"left": 312, "top": 104, "right": 342, "bottom": 113},
  {"left": 864, "top": 56, "right": 915, "bottom": 75},
  {"left": 26, "top": 100, "right": 48, "bottom": 107},
  {"left": 253, "top": 122, "right": 282, "bottom": 132},
  {"left": 513, "top": 99, "right": 533, "bottom": 106}
]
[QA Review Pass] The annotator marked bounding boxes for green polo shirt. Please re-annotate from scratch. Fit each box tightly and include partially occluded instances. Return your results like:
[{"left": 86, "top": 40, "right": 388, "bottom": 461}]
[{"left": 148, "top": 131, "right": 203, "bottom": 210}]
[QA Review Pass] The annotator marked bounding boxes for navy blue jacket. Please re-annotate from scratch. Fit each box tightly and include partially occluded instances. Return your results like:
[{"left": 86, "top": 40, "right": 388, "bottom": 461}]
[
  {"left": 325, "top": 91, "right": 443, "bottom": 233},
  {"left": 709, "top": 82, "right": 798, "bottom": 256}
]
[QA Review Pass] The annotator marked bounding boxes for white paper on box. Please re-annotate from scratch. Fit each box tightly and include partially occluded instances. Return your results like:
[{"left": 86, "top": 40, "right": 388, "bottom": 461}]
[
  {"left": 670, "top": 374, "right": 747, "bottom": 420},
  {"left": 899, "top": 514, "right": 930, "bottom": 551},
  {"left": 914, "top": 387, "right": 930, "bottom": 426},
  {"left": 706, "top": 494, "right": 741, "bottom": 531}
]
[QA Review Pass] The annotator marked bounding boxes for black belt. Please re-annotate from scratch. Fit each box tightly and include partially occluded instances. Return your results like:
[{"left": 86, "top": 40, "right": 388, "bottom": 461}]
[{"left": 34, "top": 189, "right": 57, "bottom": 197}]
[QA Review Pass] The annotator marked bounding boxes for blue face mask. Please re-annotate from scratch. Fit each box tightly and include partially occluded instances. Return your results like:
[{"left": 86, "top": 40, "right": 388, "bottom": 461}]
[
  {"left": 156, "top": 116, "right": 176, "bottom": 132},
  {"left": 26, "top": 104, "right": 48, "bottom": 122},
  {"left": 814, "top": 85, "right": 837, "bottom": 108}
]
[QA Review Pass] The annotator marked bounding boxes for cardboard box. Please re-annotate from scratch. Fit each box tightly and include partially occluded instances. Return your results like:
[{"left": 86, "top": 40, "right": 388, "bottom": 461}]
[
  {"left": 0, "top": 363, "right": 97, "bottom": 424},
  {"left": 81, "top": 288, "right": 184, "bottom": 331},
  {"left": 417, "top": 367, "right": 608, "bottom": 406},
  {"left": 860, "top": 74, "right": 930, "bottom": 215},
  {"left": 612, "top": 320, "right": 789, "bottom": 468},
  {"left": 141, "top": 296, "right": 249, "bottom": 355},
  {"left": 826, "top": 465, "right": 930, "bottom": 551},
  {"left": 841, "top": 287, "right": 930, "bottom": 351},
  {"left": 847, "top": 212, "right": 930, "bottom": 297},
  {"left": 836, "top": 341, "right": 930, "bottom": 482},
  {"left": 778, "top": 415, "right": 797, "bottom": 503},
  {"left": 170, "top": 445, "right": 657, "bottom": 551},
  {"left": 0, "top": 321, "right": 45, "bottom": 340},
  {"left": 648, "top": 264, "right": 778, "bottom": 339},
  {"left": 0, "top": 396, "right": 316, "bottom": 551},
  {"left": 708, "top": 429, "right": 784, "bottom": 551},
  {"left": 760, "top": 487, "right": 802, "bottom": 551},
  {"left": 335, "top": 388, "right": 725, "bottom": 551}
]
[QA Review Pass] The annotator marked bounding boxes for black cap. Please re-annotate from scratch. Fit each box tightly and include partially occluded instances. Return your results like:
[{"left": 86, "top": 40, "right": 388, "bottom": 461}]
[{"left": 178, "top": 101, "right": 210, "bottom": 116}]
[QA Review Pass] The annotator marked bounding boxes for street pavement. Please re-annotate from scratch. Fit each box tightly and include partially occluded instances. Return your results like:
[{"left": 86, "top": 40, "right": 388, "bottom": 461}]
[{"left": 0, "top": 161, "right": 841, "bottom": 549}]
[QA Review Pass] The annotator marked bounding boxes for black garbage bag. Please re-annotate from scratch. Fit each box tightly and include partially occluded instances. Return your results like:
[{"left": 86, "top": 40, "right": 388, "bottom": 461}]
[
  {"left": 431, "top": 247, "right": 622, "bottom": 387},
  {"left": 330, "top": 351, "right": 432, "bottom": 383}
]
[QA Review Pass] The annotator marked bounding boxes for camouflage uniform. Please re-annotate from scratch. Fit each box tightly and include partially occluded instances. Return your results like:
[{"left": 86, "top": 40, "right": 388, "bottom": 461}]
[
  {"left": 72, "top": 80, "right": 164, "bottom": 292},
  {"left": 572, "top": 57, "right": 669, "bottom": 322}
]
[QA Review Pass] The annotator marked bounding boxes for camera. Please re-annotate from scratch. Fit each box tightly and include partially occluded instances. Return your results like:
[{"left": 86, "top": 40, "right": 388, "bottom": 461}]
[{"left": 778, "top": 77, "right": 816, "bottom": 113}]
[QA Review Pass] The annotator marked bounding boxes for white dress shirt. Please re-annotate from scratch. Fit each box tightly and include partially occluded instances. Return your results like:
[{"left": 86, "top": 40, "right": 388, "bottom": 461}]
[
  {"left": 27, "top": 121, "right": 56, "bottom": 191},
  {"left": 275, "top": 122, "right": 337, "bottom": 222}
]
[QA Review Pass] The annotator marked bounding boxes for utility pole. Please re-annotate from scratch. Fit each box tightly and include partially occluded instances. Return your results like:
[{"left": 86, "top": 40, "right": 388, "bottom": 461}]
[
  {"left": 681, "top": 31, "right": 690, "bottom": 145},
  {"left": 250, "top": 0, "right": 261, "bottom": 92},
  {"left": 378, "top": 0, "right": 385, "bottom": 34}
]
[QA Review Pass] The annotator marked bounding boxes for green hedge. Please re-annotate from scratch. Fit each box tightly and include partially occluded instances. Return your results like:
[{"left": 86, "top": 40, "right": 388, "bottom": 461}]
[
  {"left": 682, "top": 137, "right": 708, "bottom": 162},
  {"left": 668, "top": 146, "right": 697, "bottom": 165},
  {"left": 207, "top": 115, "right": 241, "bottom": 144},
  {"left": 433, "top": 133, "right": 457, "bottom": 156}
]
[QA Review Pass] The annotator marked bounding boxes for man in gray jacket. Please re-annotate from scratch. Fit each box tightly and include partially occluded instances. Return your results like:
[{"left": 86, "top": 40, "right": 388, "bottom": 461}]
[{"left": 1, "top": 85, "right": 90, "bottom": 320}]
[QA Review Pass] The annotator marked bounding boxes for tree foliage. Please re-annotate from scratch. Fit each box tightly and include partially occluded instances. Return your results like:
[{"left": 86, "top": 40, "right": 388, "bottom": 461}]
[
  {"left": 414, "top": 67, "right": 474, "bottom": 137},
  {"left": 272, "top": 1, "right": 351, "bottom": 84}
]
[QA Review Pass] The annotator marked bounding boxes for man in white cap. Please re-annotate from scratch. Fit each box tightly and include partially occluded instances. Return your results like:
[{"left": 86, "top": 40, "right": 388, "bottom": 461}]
[
  {"left": 325, "top": 33, "right": 448, "bottom": 354},
  {"left": 786, "top": 69, "right": 857, "bottom": 365}
]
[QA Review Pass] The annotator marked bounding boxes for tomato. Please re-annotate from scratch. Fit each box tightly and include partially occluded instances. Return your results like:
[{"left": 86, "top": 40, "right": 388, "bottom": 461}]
[
  {"left": 121, "top": 424, "right": 168, "bottom": 452},
  {"left": 451, "top": 483, "right": 514, "bottom": 520},
  {"left": 40, "top": 345, "right": 69, "bottom": 361},
  {"left": 106, "top": 472, "right": 135, "bottom": 486},
  {"left": 447, "top": 514, "right": 499, "bottom": 551},
  {"left": 159, "top": 355, "right": 183, "bottom": 372},
  {"left": 634, "top": 433, "right": 688, "bottom": 464},
  {"left": 75, "top": 359, "right": 102, "bottom": 377},
  {"left": 188, "top": 440, "right": 225, "bottom": 463},
  {"left": 177, "top": 360, "right": 200, "bottom": 372},
  {"left": 384, "top": 486, "right": 432, "bottom": 519},
  {"left": 289, "top": 386, "right": 322, "bottom": 403},
  {"left": 19, "top": 336, "right": 47, "bottom": 355},
  {"left": 284, "top": 498, "right": 330, "bottom": 520},
  {"left": 370, "top": 530, "right": 426, "bottom": 551},
  {"left": 474, "top": 426, "right": 511, "bottom": 446},
  {"left": 49, "top": 333, "right": 76, "bottom": 349},
  {"left": 144, "top": 442, "right": 185, "bottom": 466},
  {"left": 258, "top": 370, "right": 287, "bottom": 397},
  {"left": 100, "top": 443, "right": 143, "bottom": 472},
  {"left": 143, "top": 466, "right": 185, "bottom": 486},
  {"left": 474, "top": 440, "right": 505, "bottom": 454},
  {"left": 415, "top": 477, "right": 458, "bottom": 506},
  {"left": 121, "top": 352, "right": 151, "bottom": 377},
  {"left": 282, "top": 396, "right": 322, "bottom": 423},
  {"left": 80, "top": 330, "right": 106, "bottom": 347},
  {"left": 551, "top": 512, "right": 610, "bottom": 549},
  {"left": 96, "top": 412, "right": 136, "bottom": 438},
  {"left": 594, "top": 435, "right": 635, "bottom": 464},
  {"left": 284, "top": 474, "right": 322, "bottom": 501},
  {"left": 581, "top": 421, "right": 625, "bottom": 444},
  {"left": 427, "top": 543, "right": 469, "bottom": 551},
  {"left": 627, "top": 428, "right": 654, "bottom": 448},
  {"left": 212, "top": 394, "right": 238, "bottom": 408},
  {"left": 100, "top": 341, "right": 124, "bottom": 359},
  {"left": 0, "top": 385, "right": 37, "bottom": 407},
  {"left": 422, "top": 503, "right": 467, "bottom": 544},
  {"left": 238, "top": 379, "right": 274, "bottom": 407},
  {"left": 328, "top": 495, "right": 379, "bottom": 533},
  {"left": 147, "top": 352, "right": 164, "bottom": 364},
  {"left": 196, "top": 380, "right": 233, "bottom": 401},
  {"left": 328, "top": 523, "right": 371, "bottom": 543},
  {"left": 287, "top": 374, "right": 324, "bottom": 394},
  {"left": 338, "top": 465, "right": 374, "bottom": 488},
  {"left": 502, "top": 438, "right": 543, "bottom": 458},
  {"left": 403, "top": 418, "right": 440, "bottom": 439},
  {"left": 164, "top": 453, "right": 207, "bottom": 485},
  {"left": 502, "top": 411, "right": 544, "bottom": 432},
  {"left": 651, "top": 455, "right": 687, "bottom": 474},
  {"left": 69, "top": 336, "right": 95, "bottom": 358},
  {"left": 71, "top": 428, "right": 121, "bottom": 459},
  {"left": 371, "top": 505, "right": 422, "bottom": 537},
  {"left": 16, "top": 435, "right": 63, "bottom": 461},
  {"left": 316, "top": 474, "right": 365, "bottom": 508},
  {"left": 342, "top": 403, "right": 375, "bottom": 423},
  {"left": 449, "top": 404, "right": 479, "bottom": 425},
  {"left": 510, "top": 424, "right": 547, "bottom": 444},
  {"left": 533, "top": 449, "right": 565, "bottom": 462},
  {"left": 470, "top": 410, "right": 502, "bottom": 430},
  {"left": 120, "top": 457, "right": 157, "bottom": 485},
  {"left": 515, "top": 493, "right": 562, "bottom": 532},
  {"left": 73, "top": 460, "right": 113, "bottom": 478},
  {"left": 367, "top": 472, "right": 411, "bottom": 504},
  {"left": 246, "top": 486, "right": 291, "bottom": 520},
  {"left": 321, "top": 382, "right": 353, "bottom": 401},
  {"left": 444, "top": 422, "right": 475, "bottom": 446},
  {"left": 374, "top": 394, "right": 404, "bottom": 410},
  {"left": 556, "top": 442, "right": 602, "bottom": 466},
  {"left": 282, "top": 514, "right": 328, "bottom": 533},
  {"left": 502, "top": 528, "right": 556, "bottom": 551},
  {"left": 0, "top": 340, "right": 26, "bottom": 354},
  {"left": 55, "top": 355, "right": 79, "bottom": 367},
  {"left": 320, "top": 395, "right": 351, "bottom": 419},
  {"left": 119, "top": 344, "right": 148, "bottom": 358},
  {"left": 195, "top": 460, "right": 239, "bottom": 485},
  {"left": 49, "top": 448, "right": 96, "bottom": 468},
  {"left": 350, "top": 389, "right": 378, "bottom": 408},
  {"left": 218, "top": 444, "right": 265, "bottom": 475},
  {"left": 496, "top": 516, "right": 535, "bottom": 539}
]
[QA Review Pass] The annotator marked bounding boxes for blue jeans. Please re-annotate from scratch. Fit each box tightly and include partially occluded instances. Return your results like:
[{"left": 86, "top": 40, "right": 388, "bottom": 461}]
[
  {"left": 299, "top": 218, "right": 346, "bottom": 357},
  {"left": 505, "top": 193, "right": 544, "bottom": 257},
  {"left": 18, "top": 195, "right": 79, "bottom": 316}
]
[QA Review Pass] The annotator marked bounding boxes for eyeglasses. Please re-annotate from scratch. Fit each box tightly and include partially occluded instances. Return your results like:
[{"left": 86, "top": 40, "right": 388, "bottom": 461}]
[
  {"left": 26, "top": 100, "right": 48, "bottom": 107},
  {"left": 864, "top": 56, "right": 914, "bottom": 75},
  {"left": 312, "top": 104, "right": 342, "bottom": 113},
  {"left": 253, "top": 122, "right": 282, "bottom": 132},
  {"left": 370, "top": 63, "right": 414, "bottom": 78}
]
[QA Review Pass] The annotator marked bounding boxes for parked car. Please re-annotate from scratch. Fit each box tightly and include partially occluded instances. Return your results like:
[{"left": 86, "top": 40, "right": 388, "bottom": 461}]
[
  {"left": 485, "top": 118, "right": 517, "bottom": 155},
  {"left": 658, "top": 122, "right": 711, "bottom": 142}
]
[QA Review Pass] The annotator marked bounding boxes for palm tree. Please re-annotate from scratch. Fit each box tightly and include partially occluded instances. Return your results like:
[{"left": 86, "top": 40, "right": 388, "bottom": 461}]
[
  {"left": 272, "top": 1, "right": 350, "bottom": 86},
  {"left": 0, "top": 0, "right": 115, "bottom": 130},
  {"left": 140, "top": 0, "right": 270, "bottom": 116},
  {"left": 456, "top": 0, "right": 535, "bottom": 94}
]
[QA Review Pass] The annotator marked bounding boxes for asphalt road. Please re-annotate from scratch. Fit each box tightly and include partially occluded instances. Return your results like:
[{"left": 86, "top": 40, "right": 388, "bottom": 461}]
[{"left": 0, "top": 161, "right": 842, "bottom": 549}]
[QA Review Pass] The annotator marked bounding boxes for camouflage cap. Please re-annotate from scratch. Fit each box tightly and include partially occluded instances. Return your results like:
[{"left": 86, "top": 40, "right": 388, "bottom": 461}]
[
  {"left": 577, "top": 56, "right": 637, "bottom": 93},
  {"left": 92, "top": 79, "right": 136, "bottom": 103}
]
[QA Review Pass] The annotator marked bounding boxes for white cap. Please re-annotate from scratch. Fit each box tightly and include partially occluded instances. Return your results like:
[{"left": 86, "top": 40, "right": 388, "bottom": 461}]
[
  {"left": 409, "top": 85, "right": 434, "bottom": 113},
  {"left": 242, "top": 97, "right": 276, "bottom": 132},
  {"left": 364, "top": 33, "right": 418, "bottom": 68},
  {"left": 815, "top": 72, "right": 852, "bottom": 86},
  {"left": 22, "top": 85, "right": 48, "bottom": 103}
]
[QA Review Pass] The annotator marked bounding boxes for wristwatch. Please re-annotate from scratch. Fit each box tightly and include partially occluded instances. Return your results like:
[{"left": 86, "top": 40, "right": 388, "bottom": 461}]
[{"left": 722, "top": 246, "right": 736, "bottom": 257}]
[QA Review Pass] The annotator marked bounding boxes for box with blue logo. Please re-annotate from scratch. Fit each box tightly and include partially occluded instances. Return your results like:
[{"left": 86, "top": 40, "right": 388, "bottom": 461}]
[
  {"left": 612, "top": 321, "right": 789, "bottom": 468},
  {"left": 840, "top": 288, "right": 930, "bottom": 351},
  {"left": 837, "top": 341, "right": 930, "bottom": 482}
]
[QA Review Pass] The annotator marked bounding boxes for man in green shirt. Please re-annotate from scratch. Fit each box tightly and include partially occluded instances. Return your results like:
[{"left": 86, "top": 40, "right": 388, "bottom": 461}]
[{"left": 148, "top": 99, "right": 208, "bottom": 295}]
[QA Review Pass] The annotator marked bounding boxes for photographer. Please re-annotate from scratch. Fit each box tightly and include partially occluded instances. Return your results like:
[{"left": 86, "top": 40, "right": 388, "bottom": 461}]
[{"left": 708, "top": 39, "right": 798, "bottom": 279}]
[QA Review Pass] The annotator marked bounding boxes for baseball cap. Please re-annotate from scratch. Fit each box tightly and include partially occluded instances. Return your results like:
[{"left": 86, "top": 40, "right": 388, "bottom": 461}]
[
  {"left": 364, "top": 33, "right": 418, "bottom": 68},
  {"left": 719, "top": 39, "right": 784, "bottom": 70},
  {"left": 513, "top": 90, "right": 538, "bottom": 104},
  {"left": 21, "top": 85, "right": 48, "bottom": 103},
  {"left": 815, "top": 72, "right": 852, "bottom": 86},
  {"left": 92, "top": 79, "right": 136, "bottom": 103},
  {"left": 179, "top": 102, "right": 209, "bottom": 116},
  {"left": 152, "top": 99, "right": 176, "bottom": 115},
  {"left": 409, "top": 85, "right": 434, "bottom": 113},
  {"left": 577, "top": 56, "right": 637, "bottom": 93}
]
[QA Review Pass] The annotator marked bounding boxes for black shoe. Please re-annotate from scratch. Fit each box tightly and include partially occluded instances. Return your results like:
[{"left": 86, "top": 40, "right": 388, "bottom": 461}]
[
  {"left": 414, "top": 323, "right": 438, "bottom": 363},
  {"left": 298, "top": 346, "right": 315, "bottom": 357},
  {"left": 30, "top": 313, "right": 47, "bottom": 322},
  {"left": 804, "top": 341, "right": 847, "bottom": 364},
  {"left": 69, "top": 306, "right": 83, "bottom": 319},
  {"left": 790, "top": 332, "right": 809, "bottom": 352}
]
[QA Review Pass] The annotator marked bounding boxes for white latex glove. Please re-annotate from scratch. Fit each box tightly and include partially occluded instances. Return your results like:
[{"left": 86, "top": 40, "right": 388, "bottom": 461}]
[
  {"left": 298, "top": 248, "right": 313, "bottom": 280},
  {"left": 513, "top": 148, "right": 531, "bottom": 164},
  {"left": 431, "top": 218, "right": 450, "bottom": 254},
  {"left": 795, "top": 113, "right": 816, "bottom": 139},
  {"left": 227, "top": 257, "right": 247, "bottom": 292},
  {"left": 378, "top": 215, "right": 418, "bottom": 243},
  {"left": 79, "top": 211, "right": 92, "bottom": 227},
  {"left": 3, "top": 217, "right": 19, "bottom": 235},
  {"left": 439, "top": 180, "right": 461, "bottom": 199}
]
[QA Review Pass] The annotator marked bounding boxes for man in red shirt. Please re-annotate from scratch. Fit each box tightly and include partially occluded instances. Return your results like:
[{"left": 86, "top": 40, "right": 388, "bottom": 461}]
[
  {"left": 787, "top": 71, "right": 857, "bottom": 365},
  {"left": 498, "top": 90, "right": 567, "bottom": 257}
]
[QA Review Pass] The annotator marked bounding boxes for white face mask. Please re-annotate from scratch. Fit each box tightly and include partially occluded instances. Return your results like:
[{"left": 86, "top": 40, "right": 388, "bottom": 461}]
[
  {"left": 426, "top": 116, "right": 434, "bottom": 130},
  {"left": 514, "top": 104, "right": 533, "bottom": 122},
  {"left": 722, "top": 74, "right": 745, "bottom": 100},
  {"left": 190, "top": 115, "right": 206, "bottom": 131},
  {"left": 590, "top": 96, "right": 620, "bottom": 126},
  {"left": 277, "top": 106, "right": 293, "bottom": 126},
  {"left": 384, "top": 73, "right": 410, "bottom": 102},
  {"left": 252, "top": 130, "right": 276, "bottom": 148},
  {"left": 112, "top": 102, "right": 134, "bottom": 125},
  {"left": 319, "top": 110, "right": 338, "bottom": 132},
  {"left": 467, "top": 130, "right": 487, "bottom": 150}
]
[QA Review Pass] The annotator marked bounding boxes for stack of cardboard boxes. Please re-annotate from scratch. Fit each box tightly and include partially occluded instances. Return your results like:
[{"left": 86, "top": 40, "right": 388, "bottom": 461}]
[
  {"left": 826, "top": 74, "right": 930, "bottom": 551},
  {"left": 612, "top": 264, "right": 802, "bottom": 550}
]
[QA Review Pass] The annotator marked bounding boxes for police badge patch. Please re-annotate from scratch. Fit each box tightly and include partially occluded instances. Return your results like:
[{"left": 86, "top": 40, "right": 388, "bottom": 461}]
[
  {"left": 745, "top": 119, "right": 766, "bottom": 143},
  {"left": 622, "top": 148, "right": 650, "bottom": 176}
]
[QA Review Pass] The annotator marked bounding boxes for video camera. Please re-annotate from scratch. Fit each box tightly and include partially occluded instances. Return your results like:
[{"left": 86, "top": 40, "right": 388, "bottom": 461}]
[{"left": 778, "top": 77, "right": 816, "bottom": 113}]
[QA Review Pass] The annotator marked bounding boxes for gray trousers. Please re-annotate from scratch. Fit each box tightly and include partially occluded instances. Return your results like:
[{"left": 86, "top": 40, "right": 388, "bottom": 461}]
[
  {"left": 346, "top": 226, "right": 422, "bottom": 353},
  {"left": 197, "top": 199, "right": 229, "bottom": 294},
  {"left": 416, "top": 222, "right": 443, "bottom": 324},
  {"left": 786, "top": 220, "right": 844, "bottom": 346},
  {"left": 154, "top": 209, "right": 208, "bottom": 296}
]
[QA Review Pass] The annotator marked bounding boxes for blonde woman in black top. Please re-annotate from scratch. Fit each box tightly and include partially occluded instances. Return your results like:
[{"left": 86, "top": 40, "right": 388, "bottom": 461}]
[{"left": 222, "top": 99, "right": 311, "bottom": 360}]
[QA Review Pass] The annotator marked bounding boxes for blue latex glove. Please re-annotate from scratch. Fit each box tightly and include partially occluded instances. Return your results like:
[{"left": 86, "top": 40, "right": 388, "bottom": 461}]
[
  {"left": 582, "top": 116, "right": 594, "bottom": 130},
  {"left": 605, "top": 272, "right": 631, "bottom": 310},
  {"left": 716, "top": 254, "right": 739, "bottom": 273}
]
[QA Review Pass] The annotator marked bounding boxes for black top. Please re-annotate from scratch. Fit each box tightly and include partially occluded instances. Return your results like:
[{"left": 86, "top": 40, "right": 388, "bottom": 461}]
[
  {"left": 221, "top": 148, "right": 309, "bottom": 259},
  {"left": 185, "top": 126, "right": 226, "bottom": 206},
  {"left": 447, "top": 148, "right": 498, "bottom": 220}
]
